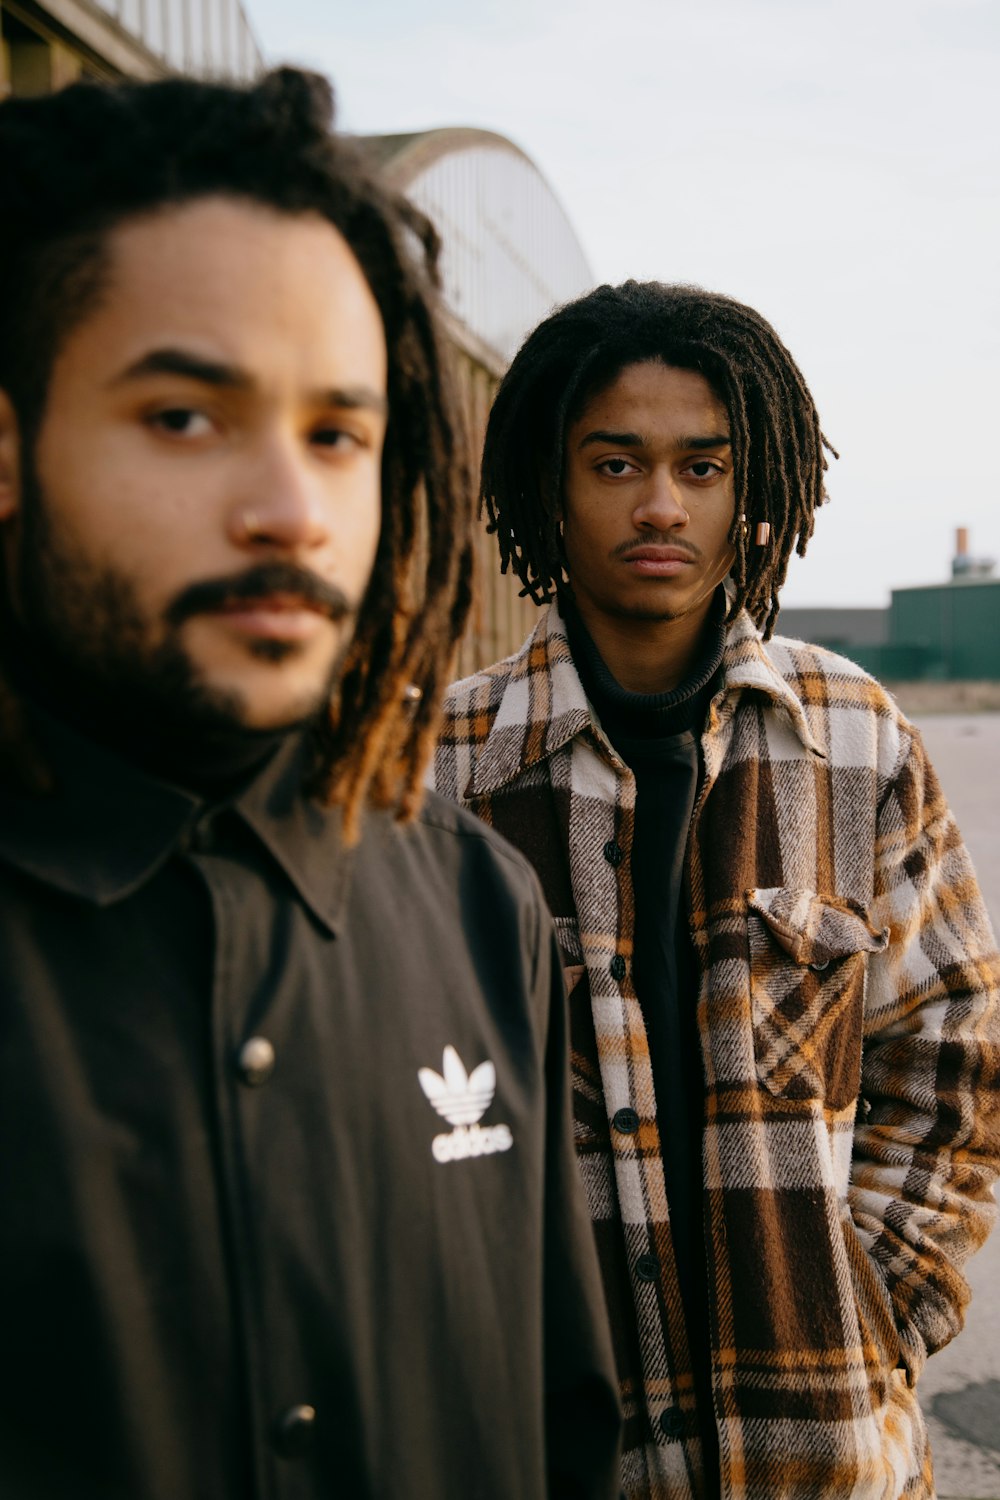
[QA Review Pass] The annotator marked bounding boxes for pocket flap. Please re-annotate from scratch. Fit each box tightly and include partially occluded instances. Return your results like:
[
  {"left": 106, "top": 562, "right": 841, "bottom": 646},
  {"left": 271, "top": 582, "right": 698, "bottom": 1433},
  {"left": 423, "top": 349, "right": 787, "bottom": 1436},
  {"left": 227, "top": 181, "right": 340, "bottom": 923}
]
[{"left": 747, "top": 887, "right": 889, "bottom": 967}]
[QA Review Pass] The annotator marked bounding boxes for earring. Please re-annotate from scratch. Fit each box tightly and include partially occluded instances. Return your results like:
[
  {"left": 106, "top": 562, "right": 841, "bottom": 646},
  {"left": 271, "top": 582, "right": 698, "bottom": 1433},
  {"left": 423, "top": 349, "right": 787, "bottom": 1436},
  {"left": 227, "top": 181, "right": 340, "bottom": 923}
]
[{"left": 755, "top": 521, "right": 771, "bottom": 546}]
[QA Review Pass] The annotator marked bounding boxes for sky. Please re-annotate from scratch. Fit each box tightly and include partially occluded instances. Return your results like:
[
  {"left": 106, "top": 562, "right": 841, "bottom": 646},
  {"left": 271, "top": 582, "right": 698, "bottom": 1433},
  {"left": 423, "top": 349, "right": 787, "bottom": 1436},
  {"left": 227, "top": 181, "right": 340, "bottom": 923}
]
[{"left": 247, "top": 0, "right": 999, "bottom": 608}]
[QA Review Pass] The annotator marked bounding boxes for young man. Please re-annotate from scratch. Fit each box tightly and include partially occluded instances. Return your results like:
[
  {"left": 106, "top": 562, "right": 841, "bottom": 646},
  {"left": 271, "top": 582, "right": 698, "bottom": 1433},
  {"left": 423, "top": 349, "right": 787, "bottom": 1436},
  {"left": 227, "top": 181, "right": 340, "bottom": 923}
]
[
  {"left": 0, "top": 71, "right": 620, "bottom": 1500},
  {"left": 433, "top": 282, "right": 1000, "bottom": 1499}
]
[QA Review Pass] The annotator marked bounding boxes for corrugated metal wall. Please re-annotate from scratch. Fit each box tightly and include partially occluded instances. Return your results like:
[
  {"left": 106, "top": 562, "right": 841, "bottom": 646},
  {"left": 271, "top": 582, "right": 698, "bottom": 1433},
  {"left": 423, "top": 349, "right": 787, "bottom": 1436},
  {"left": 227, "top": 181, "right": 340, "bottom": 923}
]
[{"left": 450, "top": 347, "right": 541, "bottom": 681}]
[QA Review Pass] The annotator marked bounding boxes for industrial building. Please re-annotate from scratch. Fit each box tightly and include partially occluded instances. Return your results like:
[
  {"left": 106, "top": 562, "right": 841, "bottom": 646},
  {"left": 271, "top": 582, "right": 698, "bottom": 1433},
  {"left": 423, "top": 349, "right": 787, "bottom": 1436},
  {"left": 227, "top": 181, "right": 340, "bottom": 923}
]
[
  {"left": 779, "top": 529, "right": 1000, "bottom": 681},
  {"left": 0, "top": 0, "right": 260, "bottom": 94},
  {"left": 363, "top": 127, "right": 593, "bottom": 673}
]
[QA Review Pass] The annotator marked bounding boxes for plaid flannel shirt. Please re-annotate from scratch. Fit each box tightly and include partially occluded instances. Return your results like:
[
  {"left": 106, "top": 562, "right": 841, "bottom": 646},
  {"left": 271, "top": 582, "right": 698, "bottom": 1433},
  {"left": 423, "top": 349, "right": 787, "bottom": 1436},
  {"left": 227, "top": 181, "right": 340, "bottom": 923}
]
[{"left": 431, "top": 600, "right": 1000, "bottom": 1500}]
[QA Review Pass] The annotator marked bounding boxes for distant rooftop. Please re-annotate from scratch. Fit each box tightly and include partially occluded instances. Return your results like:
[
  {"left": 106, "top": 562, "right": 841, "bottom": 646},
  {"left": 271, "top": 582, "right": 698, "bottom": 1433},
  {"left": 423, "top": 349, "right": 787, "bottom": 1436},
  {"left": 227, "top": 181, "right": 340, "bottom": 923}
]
[{"left": 776, "top": 606, "right": 888, "bottom": 648}]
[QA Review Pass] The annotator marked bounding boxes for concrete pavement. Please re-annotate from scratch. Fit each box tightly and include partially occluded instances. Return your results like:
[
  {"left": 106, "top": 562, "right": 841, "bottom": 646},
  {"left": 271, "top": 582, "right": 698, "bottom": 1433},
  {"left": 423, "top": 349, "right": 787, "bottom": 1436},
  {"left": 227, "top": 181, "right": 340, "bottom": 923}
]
[{"left": 909, "top": 714, "right": 1000, "bottom": 1499}]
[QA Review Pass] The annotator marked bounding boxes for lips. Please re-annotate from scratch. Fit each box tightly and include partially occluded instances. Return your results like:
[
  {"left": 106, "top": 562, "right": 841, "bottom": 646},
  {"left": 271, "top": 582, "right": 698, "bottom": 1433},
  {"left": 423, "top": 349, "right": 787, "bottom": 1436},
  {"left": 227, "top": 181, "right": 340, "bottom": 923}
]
[
  {"left": 619, "top": 545, "right": 696, "bottom": 577},
  {"left": 215, "top": 591, "right": 330, "bottom": 617},
  {"left": 208, "top": 593, "right": 334, "bottom": 642},
  {"left": 620, "top": 546, "right": 695, "bottom": 564}
]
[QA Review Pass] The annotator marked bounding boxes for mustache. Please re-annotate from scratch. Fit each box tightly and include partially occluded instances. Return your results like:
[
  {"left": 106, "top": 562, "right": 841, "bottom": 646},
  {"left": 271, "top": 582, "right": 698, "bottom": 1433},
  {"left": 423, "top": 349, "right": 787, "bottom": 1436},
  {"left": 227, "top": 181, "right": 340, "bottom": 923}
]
[{"left": 165, "top": 562, "right": 353, "bottom": 626}]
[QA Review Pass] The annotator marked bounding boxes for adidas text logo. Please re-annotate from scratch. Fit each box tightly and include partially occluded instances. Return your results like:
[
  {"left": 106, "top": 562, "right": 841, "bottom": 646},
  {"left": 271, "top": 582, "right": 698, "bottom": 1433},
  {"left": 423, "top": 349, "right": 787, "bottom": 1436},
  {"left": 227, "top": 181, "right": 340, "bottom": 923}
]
[{"left": 418, "top": 1046, "right": 514, "bottom": 1165}]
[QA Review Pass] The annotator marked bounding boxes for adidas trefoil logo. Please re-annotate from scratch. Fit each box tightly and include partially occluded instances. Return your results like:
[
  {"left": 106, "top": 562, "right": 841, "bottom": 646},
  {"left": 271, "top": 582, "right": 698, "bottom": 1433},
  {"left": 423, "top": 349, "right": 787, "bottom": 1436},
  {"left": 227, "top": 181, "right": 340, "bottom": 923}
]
[{"left": 418, "top": 1046, "right": 514, "bottom": 1164}]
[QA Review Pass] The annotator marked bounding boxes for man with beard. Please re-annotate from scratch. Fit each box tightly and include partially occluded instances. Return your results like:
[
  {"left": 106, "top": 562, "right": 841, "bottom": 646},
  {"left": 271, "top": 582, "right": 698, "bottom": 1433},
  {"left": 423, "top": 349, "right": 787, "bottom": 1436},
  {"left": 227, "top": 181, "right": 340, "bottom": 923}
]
[
  {"left": 0, "top": 70, "right": 620, "bottom": 1500},
  {"left": 432, "top": 281, "right": 1000, "bottom": 1499}
]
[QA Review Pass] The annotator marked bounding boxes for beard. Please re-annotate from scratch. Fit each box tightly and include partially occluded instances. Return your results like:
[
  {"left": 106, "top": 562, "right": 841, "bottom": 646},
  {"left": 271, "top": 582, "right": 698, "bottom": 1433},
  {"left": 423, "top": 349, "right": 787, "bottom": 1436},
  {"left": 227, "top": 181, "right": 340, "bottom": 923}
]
[{"left": 6, "top": 461, "right": 358, "bottom": 779}]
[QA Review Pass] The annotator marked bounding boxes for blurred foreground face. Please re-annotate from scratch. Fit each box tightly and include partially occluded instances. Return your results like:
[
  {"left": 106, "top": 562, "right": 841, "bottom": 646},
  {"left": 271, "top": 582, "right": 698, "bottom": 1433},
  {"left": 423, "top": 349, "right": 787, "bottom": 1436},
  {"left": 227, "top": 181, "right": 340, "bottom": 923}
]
[{"left": 1, "top": 197, "right": 387, "bottom": 733}]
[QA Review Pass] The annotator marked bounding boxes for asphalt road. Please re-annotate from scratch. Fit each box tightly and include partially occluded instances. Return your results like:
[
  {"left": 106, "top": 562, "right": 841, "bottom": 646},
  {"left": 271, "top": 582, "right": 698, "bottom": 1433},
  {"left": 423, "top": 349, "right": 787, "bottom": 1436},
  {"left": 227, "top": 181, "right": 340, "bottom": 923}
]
[{"left": 909, "top": 714, "right": 1000, "bottom": 1499}]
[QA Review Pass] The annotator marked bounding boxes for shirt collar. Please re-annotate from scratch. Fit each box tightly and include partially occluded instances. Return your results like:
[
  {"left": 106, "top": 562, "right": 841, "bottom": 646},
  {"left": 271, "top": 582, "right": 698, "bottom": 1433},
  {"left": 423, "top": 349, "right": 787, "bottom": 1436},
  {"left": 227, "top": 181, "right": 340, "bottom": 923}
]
[
  {"left": 0, "top": 711, "right": 352, "bottom": 933},
  {"left": 716, "top": 607, "right": 827, "bottom": 758},
  {"left": 236, "top": 735, "right": 351, "bottom": 935},
  {"left": 467, "top": 595, "right": 825, "bottom": 798},
  {"left": 466, "top": 603, "right": 593, "bottom": 797}
]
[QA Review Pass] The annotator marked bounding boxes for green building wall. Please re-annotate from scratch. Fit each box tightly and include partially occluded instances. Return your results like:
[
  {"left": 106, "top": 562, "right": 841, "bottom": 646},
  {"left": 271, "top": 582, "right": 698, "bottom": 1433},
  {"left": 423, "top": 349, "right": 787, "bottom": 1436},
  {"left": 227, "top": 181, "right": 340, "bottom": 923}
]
[
  {"left": 888, "top": 580, "right": 1000, "bottom": 680},
  {"left": 781, "top": 580, "right": 1000, "bottom": 681}
]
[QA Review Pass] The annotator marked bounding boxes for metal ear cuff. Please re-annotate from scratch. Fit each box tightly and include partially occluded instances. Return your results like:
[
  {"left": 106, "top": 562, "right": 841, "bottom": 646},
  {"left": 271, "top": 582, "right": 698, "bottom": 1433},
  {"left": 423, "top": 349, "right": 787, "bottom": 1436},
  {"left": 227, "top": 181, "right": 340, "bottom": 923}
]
[{"left": 738, "top": 515, "right": 770, "bottom": 546}]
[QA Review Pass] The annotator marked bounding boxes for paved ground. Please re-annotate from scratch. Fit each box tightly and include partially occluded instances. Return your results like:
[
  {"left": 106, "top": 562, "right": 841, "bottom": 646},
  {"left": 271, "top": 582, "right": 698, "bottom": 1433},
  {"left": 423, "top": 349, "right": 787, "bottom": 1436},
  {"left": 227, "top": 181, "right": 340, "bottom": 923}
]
[{"left": 908, "top": 714, "right": 1000, "bottom": 1499}]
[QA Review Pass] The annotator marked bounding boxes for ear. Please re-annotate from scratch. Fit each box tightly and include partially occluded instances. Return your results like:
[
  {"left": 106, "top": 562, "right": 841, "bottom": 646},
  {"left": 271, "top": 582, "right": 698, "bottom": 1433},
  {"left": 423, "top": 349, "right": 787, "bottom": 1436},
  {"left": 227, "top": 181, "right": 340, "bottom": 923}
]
[{"left": 0, "top": 390, "right": 22, "bottom": 522}]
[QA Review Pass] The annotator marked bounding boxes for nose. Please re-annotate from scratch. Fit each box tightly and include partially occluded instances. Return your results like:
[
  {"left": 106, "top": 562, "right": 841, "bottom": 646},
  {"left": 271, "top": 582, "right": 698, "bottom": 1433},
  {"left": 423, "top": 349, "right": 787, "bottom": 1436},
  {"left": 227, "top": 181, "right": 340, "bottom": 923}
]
[
  {"left": 228, "top": 432, "right": 330, "bottom": 552},
  {"left": 632, "top": 467, "right": 688, "bottom": 532}
]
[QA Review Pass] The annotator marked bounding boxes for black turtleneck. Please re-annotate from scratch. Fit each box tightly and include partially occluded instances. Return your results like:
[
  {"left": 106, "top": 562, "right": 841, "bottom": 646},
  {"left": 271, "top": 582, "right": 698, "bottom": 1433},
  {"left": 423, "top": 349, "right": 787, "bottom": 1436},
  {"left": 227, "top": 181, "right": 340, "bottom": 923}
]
[{"left": 563, "top": 588, "right": 726, "bottom": 1495}]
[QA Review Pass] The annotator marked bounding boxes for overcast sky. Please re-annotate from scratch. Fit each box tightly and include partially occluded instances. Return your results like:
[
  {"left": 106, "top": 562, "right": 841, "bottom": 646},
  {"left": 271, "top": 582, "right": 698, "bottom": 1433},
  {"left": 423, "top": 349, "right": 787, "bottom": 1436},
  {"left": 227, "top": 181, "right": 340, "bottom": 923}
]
[{"left": 247, "top": 0, "right": 999, "bottom": 607}]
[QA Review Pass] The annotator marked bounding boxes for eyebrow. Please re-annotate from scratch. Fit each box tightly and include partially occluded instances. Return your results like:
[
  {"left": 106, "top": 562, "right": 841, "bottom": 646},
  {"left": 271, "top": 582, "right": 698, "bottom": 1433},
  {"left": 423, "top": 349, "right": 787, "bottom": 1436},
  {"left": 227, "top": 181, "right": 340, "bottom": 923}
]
[
  {"left": 577, "top": 428, "right": 731, "bottom": 451},
  {"left": 110, "top": 347, "right": 388, "bottom": 413},
  {"left": 578, "top": 429, "right": 645, "bottom": 449}
]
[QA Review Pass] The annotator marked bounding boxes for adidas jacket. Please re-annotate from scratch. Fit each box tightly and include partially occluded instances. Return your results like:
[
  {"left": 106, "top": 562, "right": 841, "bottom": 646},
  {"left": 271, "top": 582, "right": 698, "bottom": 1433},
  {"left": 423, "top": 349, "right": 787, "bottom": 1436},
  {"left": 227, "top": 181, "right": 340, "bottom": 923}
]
[
  {"left": 430, "top": 601, "right": 1000, "bottom": 1500},
  {"left": 0, "top": 717, "right": 622, "bottom": 1500}
]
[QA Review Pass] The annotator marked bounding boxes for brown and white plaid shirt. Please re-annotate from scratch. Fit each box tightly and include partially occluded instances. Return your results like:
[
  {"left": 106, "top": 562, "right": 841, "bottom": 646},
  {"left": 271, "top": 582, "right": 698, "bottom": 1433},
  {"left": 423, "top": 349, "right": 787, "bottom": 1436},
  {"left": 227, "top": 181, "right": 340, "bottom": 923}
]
[{"left": 431, "top": 600, "right": 1000, "bottom": 1500}]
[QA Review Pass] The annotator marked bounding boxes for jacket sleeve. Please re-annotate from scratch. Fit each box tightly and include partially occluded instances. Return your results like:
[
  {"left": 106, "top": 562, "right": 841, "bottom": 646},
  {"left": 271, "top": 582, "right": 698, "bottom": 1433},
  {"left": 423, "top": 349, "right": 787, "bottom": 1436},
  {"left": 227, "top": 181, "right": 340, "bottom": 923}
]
[
  {"left": 533, "top": 901, "right": 622, "bottom": 1497},
  {"left": 849, "top": 722, "right": 1000, "bottom": 1382}
]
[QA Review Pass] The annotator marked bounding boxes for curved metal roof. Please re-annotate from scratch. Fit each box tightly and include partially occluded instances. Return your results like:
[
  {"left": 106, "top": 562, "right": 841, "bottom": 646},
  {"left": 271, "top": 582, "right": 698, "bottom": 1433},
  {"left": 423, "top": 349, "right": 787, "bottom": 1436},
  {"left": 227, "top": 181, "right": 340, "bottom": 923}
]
[
  {"left": 91, "top": 0, "right": 262, "bottom": 80},
  {"left": 363, "top": 127, "right": 593, "bottom": 373}
]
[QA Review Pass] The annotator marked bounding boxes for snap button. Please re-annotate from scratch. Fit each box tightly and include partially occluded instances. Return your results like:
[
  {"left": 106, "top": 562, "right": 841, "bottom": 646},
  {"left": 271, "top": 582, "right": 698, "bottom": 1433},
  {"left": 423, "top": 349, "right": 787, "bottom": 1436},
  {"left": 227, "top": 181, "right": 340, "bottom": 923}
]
[
  {"left": 236, "top": 1036, "right": 276, "bottom": 1087},
  {"left": 609, "top": 954, "right": 627, "bottom": 982},
  {"left": 189, "top": 814, "right": 218, "bottom": 854},
  {"left": 272, "top": 1403, "right": 316, "bottom": 1458},
  {"left": 612, "top": 1107, "right": 640, "bottom": 1135},
  {"left": 603, "top": 840, "right": 624, "bottom": 868},
  {"left": 809, "top": 957, "right": 831, "bottom": 972},
  {"left": 658, "top": 1405, "right": 684, "bottom": 1439},
  {"left": 635, "top": 1252, "right": 660, "bottom": 1283}
]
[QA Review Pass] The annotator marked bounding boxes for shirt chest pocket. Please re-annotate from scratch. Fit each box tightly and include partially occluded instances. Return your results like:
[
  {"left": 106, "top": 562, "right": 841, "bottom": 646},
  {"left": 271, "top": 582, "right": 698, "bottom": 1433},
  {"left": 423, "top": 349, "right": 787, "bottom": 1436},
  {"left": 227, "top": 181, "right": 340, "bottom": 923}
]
[{"left": 747, "top": 887, "right": 889, "bottom": 1111}]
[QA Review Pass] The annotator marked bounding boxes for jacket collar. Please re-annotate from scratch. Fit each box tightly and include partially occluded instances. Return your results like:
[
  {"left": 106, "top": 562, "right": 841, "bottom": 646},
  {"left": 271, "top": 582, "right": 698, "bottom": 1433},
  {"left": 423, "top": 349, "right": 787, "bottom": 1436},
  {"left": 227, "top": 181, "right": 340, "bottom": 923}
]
[
  {"left": 716, "top": 607, "right": 827, "bottom": 758},
  {"left": 0, "top": 708, "right": 351, "bottom": 933},
  {"left": 467, "top": 605, "right": 593, "bottom": 796},
  {"left": 467, "top": 597, "right": 825, "bottom": 798}
]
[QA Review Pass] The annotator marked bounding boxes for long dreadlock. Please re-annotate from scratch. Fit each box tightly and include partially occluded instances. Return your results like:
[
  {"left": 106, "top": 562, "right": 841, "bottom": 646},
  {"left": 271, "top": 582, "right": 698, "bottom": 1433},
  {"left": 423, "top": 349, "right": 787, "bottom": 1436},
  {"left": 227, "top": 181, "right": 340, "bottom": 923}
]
[
  {"left": 0, "top": 67, "right": 472, "bottom": 837},
  {"left": 482, "top": 280, "right": 835, "bottom": 639}
]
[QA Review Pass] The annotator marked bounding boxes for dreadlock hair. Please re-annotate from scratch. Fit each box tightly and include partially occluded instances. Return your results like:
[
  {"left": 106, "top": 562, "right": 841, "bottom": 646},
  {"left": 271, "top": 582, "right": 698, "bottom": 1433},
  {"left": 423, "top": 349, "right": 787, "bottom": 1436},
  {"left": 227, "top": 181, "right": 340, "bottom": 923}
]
[
  {"left": 482, "top": 280, "right": 835, "bottom": 639},
  {"left": 0, "top": 67, "right": 473, "bottom": 837}
]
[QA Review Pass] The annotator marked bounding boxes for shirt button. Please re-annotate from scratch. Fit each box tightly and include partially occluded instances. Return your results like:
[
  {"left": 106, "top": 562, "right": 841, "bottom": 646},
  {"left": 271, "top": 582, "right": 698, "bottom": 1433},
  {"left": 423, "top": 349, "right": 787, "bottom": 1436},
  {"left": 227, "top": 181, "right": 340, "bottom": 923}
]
[
  {"left": 612, "top": 1107, "right": 640, "bottom": 1135},
  {"left": 236, "top": 1036, "right": 276, "bottom": 1087},
  {"left": 189, "top": 814, "right": 218, "bottom": 854},
  {"left": 609, "top": 954, "right": 627, "bottom": 982},
  {"left": 659, "top": 1406, "right": 684, "bottom": 1440},
  {"left": 272, "top": 1403, "right": 316, "bottom": 1458},
  {"left": 603, "top": 839, "right": 624, "bottom": 867},
  {"left": 635, "top": 1252, "right": 660, "bottom": 1283}
]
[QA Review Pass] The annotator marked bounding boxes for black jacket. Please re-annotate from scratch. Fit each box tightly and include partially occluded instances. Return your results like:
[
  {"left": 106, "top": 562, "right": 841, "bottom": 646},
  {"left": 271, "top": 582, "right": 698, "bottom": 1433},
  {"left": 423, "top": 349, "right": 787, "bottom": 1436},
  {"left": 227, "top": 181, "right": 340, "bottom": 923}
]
[{"left": 0, "top": 719, "right": 620, "bottom": 1500}]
